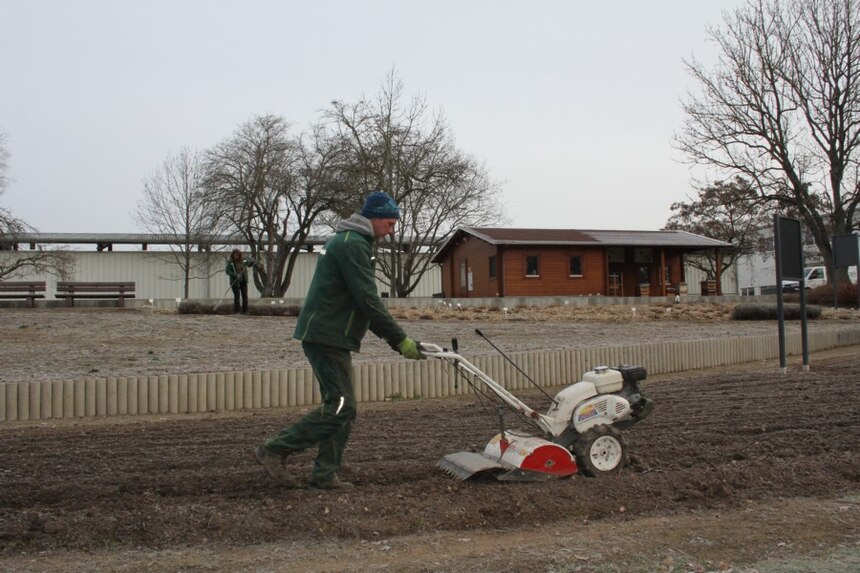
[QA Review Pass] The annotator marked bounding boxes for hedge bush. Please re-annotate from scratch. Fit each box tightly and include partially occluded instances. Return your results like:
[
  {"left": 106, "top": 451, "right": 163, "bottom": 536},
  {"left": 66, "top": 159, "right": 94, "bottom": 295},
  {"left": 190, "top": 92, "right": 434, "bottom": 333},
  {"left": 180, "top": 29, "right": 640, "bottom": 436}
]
[
  {"left": 805, "top": 282, "right": 858, "bottom": 307},
  {"left": 732, "top": 302, "right": 822, "bottom": 320},
  {"left": 178, "top": 300, "right": 301, "bottom": 316}
]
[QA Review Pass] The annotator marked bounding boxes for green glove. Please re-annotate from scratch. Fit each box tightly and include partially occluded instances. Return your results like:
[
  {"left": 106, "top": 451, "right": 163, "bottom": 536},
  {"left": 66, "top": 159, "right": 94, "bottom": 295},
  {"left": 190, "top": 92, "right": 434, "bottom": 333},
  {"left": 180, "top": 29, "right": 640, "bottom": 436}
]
[{"left": 398, "top": 337, "right": 425, "bottom": 360}]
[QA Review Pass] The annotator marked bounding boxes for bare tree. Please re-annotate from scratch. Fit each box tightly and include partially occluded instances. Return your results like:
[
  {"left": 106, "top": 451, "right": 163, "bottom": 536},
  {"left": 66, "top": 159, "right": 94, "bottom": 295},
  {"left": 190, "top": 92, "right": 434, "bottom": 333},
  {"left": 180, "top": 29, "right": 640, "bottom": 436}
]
[
  {"left": 0, "top": 130, "right": 8, "bottom": 194},
  {"left": 664, "top": 177, "right": 772, "bottom": 279},
  {"left": 204, "top": 115, "right": 346, "bottom": 297},
  {"left": 134, "top": 148, "right": 218, "bottom": 299},
  {"left": 325, "top": 71, "right": 505, "bottom": 297},
  {"left": 0, "top": 130, "right": 17, "bottom": 242},
  {"left": 676, "top": 0, "right": 860, "bottom": 284},
  {"left": 0, "top": 130, "right": 72, "bottom": 280}
]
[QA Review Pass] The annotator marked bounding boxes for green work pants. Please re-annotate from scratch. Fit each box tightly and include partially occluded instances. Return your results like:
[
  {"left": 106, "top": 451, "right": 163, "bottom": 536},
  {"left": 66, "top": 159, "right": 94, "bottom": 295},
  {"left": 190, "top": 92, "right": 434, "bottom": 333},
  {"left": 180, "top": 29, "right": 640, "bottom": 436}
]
[{"left": 264, "top": 342, "right": 356, "bottom": 484}]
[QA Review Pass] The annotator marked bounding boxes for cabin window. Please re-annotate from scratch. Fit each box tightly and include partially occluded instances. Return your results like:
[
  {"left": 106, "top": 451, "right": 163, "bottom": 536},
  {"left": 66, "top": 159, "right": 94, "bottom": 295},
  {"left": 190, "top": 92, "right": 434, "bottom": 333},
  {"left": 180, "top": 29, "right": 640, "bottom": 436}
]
[
  {"left": 569, "top": 255, "right": 582, "bottom": 277},
  {"left": 488, "top": 255, "right": 497, "bottom": 280},
  {"left": 634, "top": 248, "right": 653, "bottom": 263},
  {"left": 525, "top": 255, "right": 540, "bottom": 277},
  {"left": 607, "top": 247, "right": 625, "bottom": 263}
]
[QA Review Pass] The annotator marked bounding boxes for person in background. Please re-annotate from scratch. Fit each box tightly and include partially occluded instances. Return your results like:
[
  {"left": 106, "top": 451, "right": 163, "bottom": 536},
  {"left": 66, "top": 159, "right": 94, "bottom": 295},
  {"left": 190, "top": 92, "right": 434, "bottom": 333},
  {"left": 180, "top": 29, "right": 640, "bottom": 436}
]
[
  {"left": 254, "top": 190, "right": 424, "bottom": 490},
  {"left": 226, "top": 249, "right": 255, "bottom": 314}
]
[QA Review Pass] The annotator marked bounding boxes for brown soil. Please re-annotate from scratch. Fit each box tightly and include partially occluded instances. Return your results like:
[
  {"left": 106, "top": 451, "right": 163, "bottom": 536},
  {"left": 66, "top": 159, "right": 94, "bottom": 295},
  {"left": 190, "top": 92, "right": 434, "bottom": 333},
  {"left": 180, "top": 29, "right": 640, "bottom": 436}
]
[{"left": 0, "top": 306, "right": 859, "bottom": 572}]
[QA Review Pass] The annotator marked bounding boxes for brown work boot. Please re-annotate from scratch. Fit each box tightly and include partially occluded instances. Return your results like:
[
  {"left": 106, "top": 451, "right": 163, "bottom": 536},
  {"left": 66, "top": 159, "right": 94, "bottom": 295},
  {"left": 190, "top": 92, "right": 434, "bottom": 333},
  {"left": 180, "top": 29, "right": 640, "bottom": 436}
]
[
  {"left": 308, "top": 475, "right": 355, "bottom": 490},
  {"left": 254, "top": 446, "right": 299, "bottom": 488}
]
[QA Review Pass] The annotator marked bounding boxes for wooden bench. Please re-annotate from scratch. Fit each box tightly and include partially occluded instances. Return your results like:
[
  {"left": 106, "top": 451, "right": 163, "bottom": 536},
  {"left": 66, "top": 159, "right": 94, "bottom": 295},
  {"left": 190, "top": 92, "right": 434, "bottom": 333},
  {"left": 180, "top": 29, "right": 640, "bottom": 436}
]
[
  {"left": 0, "top": 281, "right": 47, "bottom": 308},
  {"left": 55, "top": 282, "right": 136, "bottom": 307}
]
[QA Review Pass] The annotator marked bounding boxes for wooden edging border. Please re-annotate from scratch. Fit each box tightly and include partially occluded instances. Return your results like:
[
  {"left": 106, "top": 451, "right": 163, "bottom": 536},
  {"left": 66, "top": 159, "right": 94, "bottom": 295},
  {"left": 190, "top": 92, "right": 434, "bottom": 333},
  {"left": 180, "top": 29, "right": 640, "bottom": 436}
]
[{"left": 2, "top": 326, "right": 859, "bottom": 423}]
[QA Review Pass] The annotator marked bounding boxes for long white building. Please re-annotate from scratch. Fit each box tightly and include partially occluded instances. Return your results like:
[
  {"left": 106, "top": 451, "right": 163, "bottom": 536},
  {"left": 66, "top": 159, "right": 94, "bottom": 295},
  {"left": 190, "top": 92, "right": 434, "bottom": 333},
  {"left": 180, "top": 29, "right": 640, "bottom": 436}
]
[
  {"left": 1, "top": 233, "right": 442, "bottom": 301},
  {"left": 2, "top": 232, "right": 737, "bottom": 302}
]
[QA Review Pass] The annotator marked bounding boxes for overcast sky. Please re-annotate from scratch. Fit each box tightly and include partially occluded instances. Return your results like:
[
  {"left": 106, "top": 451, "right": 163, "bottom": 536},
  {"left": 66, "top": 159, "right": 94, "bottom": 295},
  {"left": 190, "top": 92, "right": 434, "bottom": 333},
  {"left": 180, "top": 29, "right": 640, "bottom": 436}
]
[{"left": 1, "top": 0, "right": 744, "bottom": 234}]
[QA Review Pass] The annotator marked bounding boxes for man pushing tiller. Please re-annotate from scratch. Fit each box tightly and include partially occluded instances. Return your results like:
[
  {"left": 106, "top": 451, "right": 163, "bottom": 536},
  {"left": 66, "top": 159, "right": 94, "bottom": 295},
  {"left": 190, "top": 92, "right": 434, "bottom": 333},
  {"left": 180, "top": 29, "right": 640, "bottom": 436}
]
[{"left": 254, "top": 191, "right": 424, "bottom": 490}]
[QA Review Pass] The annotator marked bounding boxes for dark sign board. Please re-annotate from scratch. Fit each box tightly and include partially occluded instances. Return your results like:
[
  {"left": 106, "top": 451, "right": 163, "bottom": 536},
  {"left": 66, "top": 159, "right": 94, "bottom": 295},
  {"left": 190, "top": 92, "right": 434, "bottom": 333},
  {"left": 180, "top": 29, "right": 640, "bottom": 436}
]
[
  {"left": 777, "top": 217, "right": 803, "bottom": 279},
  {"left": 833, "top": 234, "right": 859, "bottom": 268}
]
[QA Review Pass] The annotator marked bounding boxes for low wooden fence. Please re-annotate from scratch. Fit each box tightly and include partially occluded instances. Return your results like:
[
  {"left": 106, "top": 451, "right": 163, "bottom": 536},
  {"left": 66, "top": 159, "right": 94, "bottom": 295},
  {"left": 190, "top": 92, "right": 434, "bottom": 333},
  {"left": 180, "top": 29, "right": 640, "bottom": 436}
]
[{"left": 3, "top": 326, "right": 860, "bottom": 422}]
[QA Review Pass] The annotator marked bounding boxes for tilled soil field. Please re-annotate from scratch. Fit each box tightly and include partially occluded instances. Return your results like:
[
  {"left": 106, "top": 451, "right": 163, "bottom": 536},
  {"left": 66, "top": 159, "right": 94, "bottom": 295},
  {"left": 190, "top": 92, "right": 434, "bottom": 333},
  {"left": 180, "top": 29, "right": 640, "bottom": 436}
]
[
  {"left": 1, "top": 306, "right": 859, "bottom": 572},
  {"left": 1, "top": 348, "right": 859, "bottom": 572}
]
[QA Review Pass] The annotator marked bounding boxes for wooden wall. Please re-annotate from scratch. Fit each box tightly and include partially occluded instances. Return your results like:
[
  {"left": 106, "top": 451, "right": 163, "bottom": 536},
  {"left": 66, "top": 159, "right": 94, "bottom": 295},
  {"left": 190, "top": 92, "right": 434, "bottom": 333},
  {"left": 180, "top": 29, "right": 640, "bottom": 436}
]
[
  {"left": 441, "top": 235, "right": 498, "bottom": 297},
  {"left": 439, "top": 240, "right": 705, "bottom": 298},
  {"left": 441, "top": 241, "right": 608, "bottom": 298},
  {"left": 501, "top": 246, "right": 606, "bottom": 297}
]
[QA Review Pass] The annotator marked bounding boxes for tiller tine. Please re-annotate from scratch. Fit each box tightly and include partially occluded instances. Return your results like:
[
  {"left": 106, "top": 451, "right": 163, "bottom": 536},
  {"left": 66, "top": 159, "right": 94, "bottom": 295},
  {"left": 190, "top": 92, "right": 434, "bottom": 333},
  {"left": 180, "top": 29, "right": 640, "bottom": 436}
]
[
  {"left": 494, "top": 468, "right": 561, "bottom": 482},
  {"left": 438, "top": 452, "right": 507, "bottom": 480}
]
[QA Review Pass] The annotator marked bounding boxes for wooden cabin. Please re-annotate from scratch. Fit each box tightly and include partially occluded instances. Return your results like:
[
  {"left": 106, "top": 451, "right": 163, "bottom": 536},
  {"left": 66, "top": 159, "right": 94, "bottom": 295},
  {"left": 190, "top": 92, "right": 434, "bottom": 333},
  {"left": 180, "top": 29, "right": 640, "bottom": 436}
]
[{"left": 432, "top": 227, "right": 732, "bottom": 298}]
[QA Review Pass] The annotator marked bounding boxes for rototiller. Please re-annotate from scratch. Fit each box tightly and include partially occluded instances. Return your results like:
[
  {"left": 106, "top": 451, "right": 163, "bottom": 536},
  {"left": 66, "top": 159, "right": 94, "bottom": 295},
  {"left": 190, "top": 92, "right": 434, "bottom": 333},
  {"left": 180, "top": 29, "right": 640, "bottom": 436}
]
[{"left": 420, "top": 331, "right": 654, "bottom": 481}]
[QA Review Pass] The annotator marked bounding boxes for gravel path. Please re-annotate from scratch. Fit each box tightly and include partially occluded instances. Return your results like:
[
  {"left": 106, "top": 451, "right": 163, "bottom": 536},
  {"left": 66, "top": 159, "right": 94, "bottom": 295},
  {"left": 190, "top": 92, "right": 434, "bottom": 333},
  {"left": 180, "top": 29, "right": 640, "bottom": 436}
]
[{"left": 2, "top": 304, "right": 857, "bottom": 384}]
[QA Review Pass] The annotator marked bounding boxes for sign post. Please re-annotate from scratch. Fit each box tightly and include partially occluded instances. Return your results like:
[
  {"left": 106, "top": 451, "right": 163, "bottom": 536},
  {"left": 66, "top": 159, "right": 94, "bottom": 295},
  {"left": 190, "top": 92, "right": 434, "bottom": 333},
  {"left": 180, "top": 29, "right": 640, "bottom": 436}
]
[{"left": 774, "top": 216, "right": 807, "bottom": 372}]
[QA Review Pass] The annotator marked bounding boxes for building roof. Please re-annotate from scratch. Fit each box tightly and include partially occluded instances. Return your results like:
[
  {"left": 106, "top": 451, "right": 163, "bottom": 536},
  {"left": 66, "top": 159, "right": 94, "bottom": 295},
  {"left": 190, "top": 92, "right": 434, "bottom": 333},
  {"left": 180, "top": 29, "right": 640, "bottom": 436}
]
[
  {"left": 432, "top": 227, "right": 733, "bottom": 263},
  {"left": 1, "top": 232, "right": 434, "bottom": 251},
  {"left": 3, "top": 232, "right": 444, "bottom": 246},
  {"left": 1, "top": 232, "right": 329, "bottom": 249},
  {"left": 4, "top": 232, "right": 326, "bottom": 245}
]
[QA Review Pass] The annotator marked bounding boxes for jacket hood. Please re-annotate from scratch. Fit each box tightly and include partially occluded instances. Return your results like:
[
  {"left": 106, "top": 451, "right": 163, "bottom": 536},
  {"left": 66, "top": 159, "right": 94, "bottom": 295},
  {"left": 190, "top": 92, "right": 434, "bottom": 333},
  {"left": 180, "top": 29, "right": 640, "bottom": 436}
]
[{"left": 336, "top": 214, "right": 375, "bottom": 237}]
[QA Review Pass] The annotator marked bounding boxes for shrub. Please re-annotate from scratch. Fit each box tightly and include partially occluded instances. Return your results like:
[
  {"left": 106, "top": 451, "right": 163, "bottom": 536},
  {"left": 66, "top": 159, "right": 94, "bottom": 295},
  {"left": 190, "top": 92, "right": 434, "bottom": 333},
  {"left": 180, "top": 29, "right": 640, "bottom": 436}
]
[
  {"left": 248, "top": 304, "right": 302, "bottom": 317},
  {"left": 178, "top": 301, "right": 232, "bottom": 315},
  {"left": 178, "top": 300, "right": 301, "bottom": 316},
  {"left": 732, "top": 302, "right": 822, "bottom": 320},
  {"left": 805, "top": 282, "right": 858, "bottom": 307}
]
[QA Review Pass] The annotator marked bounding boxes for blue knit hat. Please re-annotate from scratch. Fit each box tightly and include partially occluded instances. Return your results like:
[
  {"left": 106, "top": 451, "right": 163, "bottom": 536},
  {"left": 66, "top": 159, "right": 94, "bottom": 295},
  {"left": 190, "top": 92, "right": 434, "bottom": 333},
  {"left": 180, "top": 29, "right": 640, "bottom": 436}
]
[{"left": 361, "top": 191, "right": 400, "bottom": 219}]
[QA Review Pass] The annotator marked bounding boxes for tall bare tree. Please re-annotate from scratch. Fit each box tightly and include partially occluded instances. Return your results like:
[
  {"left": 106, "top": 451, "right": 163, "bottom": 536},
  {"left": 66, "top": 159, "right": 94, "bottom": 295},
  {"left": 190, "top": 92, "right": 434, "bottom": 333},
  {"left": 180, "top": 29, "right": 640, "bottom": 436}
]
[
  {"left": 665, "top": 177, "right": 773, "bottom": 279},
  {"left": 0, "top": 130, "right": 19, "bottom": 244},
  {"left": 325, "top": 71, "right": 505, "bottom": 297},
  {"left": 134, "top": 147, "right": 217, "bottom": 299},
  {"left": 676, "top": 0, "right": 860, "bottom": 284},
  {"left": 204, "top": 115, "right": 346, "bottom": 297},
  {"left": 0, "top": 130, "right": 72, "bottom": 280},
  {"left": 0, "top": 130, "right": 8, "bottom": 194}
]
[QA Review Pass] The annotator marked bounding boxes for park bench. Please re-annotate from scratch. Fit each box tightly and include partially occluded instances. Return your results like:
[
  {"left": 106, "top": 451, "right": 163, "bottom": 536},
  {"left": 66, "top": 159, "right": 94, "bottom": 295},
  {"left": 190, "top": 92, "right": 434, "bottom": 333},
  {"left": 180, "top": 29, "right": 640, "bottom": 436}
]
[
  {"left": 55, "top": 281, "right": 136, "bottom": 307},
  {"left": 0, "top": 281, "right": 47, "bottom": 307}
]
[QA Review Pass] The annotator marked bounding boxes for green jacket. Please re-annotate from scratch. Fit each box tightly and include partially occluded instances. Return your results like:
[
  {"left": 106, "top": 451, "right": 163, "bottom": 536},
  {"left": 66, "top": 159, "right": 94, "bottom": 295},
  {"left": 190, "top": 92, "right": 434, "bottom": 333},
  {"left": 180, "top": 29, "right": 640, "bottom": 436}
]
[
  {"left": 293, "top": 214, "right": 406, "bottom": 352},
  {"left": 225, "top": 258, "right": 254, "bottom": 284}
]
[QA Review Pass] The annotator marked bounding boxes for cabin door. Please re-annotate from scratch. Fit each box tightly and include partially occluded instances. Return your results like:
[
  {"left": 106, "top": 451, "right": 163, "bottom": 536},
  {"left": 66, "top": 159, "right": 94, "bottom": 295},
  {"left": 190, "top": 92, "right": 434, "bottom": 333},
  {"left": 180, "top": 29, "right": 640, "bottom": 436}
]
[
  {"left": 609, "top": 264, "right": 624, "bottom": 296},
  {"left": 459, "top": 259, "right": 471, "bottom": 297}
]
